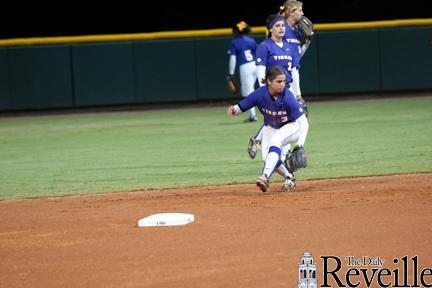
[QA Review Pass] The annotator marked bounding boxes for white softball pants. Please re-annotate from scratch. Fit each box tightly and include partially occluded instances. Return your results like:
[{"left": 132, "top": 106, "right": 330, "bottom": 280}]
[
  {"left": 240, "top": 62, "right": 258, "bottom": 119},
  {"left": 239, "top": 62, "right": 257, "bottom": 97},
  {"left": 261, "top": 121, "right": 300, "bottom": 162},
  {"left": 261, "top": 114, "right": 309, "bottom": 177}
]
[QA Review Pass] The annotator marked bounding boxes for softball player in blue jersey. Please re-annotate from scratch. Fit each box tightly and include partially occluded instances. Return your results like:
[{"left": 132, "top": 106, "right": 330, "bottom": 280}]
[
  {"left": 228, "top": 21, "right": 258, "bottom": 122},
  {"left": 246, "top": 14, "right": 297, "bottom": 160},
  {"left": 248, "top": 3, "right": 312, "bottom": 159},
  {"left": 255, "top": 15, "right": 294, "bottom": 87},
  {"left": 281, "top": 0, "right": 310, "bottom": 102},
  {"left": 227, "top": 66, "right": 309, "bottom": 192}
]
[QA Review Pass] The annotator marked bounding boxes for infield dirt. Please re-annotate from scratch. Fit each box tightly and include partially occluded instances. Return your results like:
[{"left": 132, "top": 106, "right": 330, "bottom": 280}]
[{"left": 1, "top": 173, "right": 431, "bottom": 288}]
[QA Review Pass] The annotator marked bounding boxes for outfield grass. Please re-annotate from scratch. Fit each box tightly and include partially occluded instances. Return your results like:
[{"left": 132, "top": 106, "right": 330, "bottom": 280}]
[{"left": 1, "top": 97, "right": 431, "bottom": 199}]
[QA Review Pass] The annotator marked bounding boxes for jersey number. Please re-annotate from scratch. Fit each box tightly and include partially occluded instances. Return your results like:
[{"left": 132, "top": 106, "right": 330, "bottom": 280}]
[
  {"left": 244, "top": 50, "right": 254, "bottom": 61},
  {"left": 287, "top": 61, "right": 292, "bottom": 71}
]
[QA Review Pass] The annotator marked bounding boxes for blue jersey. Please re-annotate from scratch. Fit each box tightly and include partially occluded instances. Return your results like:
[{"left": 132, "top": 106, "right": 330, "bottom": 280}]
[
  {"left": 255, "top": 38, "right": 294, "bottom": 83},
  {"left": 238, "top": 86, "right": 304, "bottom": 128},
  {"left": 283, "top": 23, "right": 303, "bottom": 68},
  {"left": 228, "top": 36, "right": 258, "bottom": 66}
]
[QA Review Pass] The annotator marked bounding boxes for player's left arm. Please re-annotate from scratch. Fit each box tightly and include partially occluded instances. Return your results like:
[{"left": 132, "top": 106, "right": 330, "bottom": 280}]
[
  {"left": 256, "top": 65, "right": 266, "bottom": 87},
  {"left": 255, "top": 44, "right": 268, "bottom": 85}
]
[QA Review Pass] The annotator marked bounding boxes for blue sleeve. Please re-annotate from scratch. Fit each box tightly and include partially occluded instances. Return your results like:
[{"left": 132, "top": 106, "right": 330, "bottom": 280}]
[
  {"left": 238, "top": 90, "right": 259, "bottom": 112},
  {"left": 255, "top": 43, "right": 268, "bottom": 67},
  {"left": 285, "top": 90, "right": 301, "bottom": 110},
  {"left": 283, "top": 89, "right": 303, "bottom": 119},
  {"left": 228, "top": 40, "right": 236, "bottom": 55}
]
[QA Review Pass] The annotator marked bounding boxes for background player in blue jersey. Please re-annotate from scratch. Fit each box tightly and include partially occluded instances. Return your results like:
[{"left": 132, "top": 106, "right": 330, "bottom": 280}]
[
  {"left": 248, "top": 2, "right": 313, "bottom": 160},
  {"left": 227, "top": 66, "right": 309, "bottom": 192},
  {"left": 228, "top": 20, "right": 259, "bottom": 122},
  {"left": 246, "top": 14, "right": 296, "bottom": 160},
  {"left": 280, "top": 0, "right": 311, "bottom": 105},
  {"left": 255, "top": 14, "right": 294, "bottom": 87}
]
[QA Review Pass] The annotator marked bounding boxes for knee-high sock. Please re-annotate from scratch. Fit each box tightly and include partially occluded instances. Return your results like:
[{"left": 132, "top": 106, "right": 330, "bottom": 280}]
[
  {"left": 248, "top": 107, "right": 256, "bottom": 119},
  {"left": 262, "top": 146, "right": 281, "bottom": 178},
  {"left": 274, "top": 160, "right": 294, "bottom": 178},
  {"left": 275, "top": 161, "right": 289, "bottom": 177}
]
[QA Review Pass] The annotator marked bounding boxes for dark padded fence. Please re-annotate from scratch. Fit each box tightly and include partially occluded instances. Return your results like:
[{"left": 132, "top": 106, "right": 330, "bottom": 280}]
[
  {"left": 195, "top": 37, "right": 233, "bottom": 100},
  {"left": 298, "top": 39, "right": 319, "bottom": 95},
  {"left": 8, "top": 45, "right": 73, "bottom": 110},
  {"left": 316, "top": 29, "right": 381, "bottom": 94},
  {"left": 1, "top": 26, "right": 431, "bottom": 111},
  {"left": 380, "top": 26, "right": 432, "bottom": 91},
  {"left": 72, "top": 42, "right": 135, "bottom": 106},
  {"left": 134, "top": 40, "right": 197, "bottom": 103},
  {"left": 0, "top": 48, "right": 10, "bottom": 110}
]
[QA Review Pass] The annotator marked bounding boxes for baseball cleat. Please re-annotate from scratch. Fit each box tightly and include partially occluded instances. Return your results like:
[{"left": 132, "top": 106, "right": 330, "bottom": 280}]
[
  {"left": 247, "top": 137, "right": 261, "bottom": 159},
  {"left": 281, "top": 175, "right": 296, "bottom": 191},
  {"left": 256, "top": 175, "right": 269, "bottom": 192}
]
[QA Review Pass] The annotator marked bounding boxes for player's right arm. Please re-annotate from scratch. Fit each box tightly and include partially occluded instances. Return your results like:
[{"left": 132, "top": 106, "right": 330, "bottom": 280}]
[
  {"left": 238, "top": 90, "right": 260, "bottom": 112},
  {"left": 227, "top": 105, "right": 239, "bottom": 116},
  {"left": 227, "top": 90, "right": 260, "bottom": 116},
  {"left": 229, "top": 55, "right": 236, "bottom": 75},
  {"left": 228, "top": 40, "right": 238, "bottom": 75}
]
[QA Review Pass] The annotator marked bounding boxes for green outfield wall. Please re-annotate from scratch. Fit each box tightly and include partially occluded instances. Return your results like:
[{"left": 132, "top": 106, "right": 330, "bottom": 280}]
[
  {"left": 0, "top": 49, "right": 10, "bottom": 110},
  {"left": 134, "top": 40, "right": 197, "bottom": 103},
  {"left": 8, "top": 45, "right": 73, "bottom": 110},
  {"left": 0, "top": 21, "right": 431, "bottom": 111},
  {"left": 72, "top": 42, "right": 135, "bottom": 106}
]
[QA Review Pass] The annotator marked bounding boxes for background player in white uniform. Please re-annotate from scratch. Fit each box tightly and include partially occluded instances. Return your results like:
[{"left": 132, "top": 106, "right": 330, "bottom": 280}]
[
  {"left": 248, "top": 0, "right": 312, "bottom": 158},
  {"left": 227, "top": 66, "right": 309, "bottom": 192},
  {"left": 228, "top": 21, "right": 259, "bottom": 122}
]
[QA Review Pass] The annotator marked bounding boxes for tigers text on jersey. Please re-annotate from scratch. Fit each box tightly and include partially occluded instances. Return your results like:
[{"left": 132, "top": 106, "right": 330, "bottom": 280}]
[
  {"left": 283, "top": 22, "right": 303, "bottom": 68},
  {"left": 228, "top": 35, "right": 258, "bottom": 66},
  {"left": 238, "top": 86, "right": 304, "bottom": 129},
  {"left": 255, "top": 38, "right": 294, "bottom": 84}
]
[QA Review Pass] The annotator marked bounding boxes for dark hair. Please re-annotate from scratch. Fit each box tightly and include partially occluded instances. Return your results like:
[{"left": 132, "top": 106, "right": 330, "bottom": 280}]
[
  {"left": 265, "top": 14, "right": 284, "bottom": 38},
  {"left": 261, "top": 66, "right": 285, "bottom": 84},
  {"left": 232, "top": 21, "right": 251, "bottom": 37}
]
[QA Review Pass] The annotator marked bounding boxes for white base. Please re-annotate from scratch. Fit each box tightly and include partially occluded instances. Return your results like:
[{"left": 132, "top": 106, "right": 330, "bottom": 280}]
[{"left": 138, "top": 213, "right": 194, "bottom": 227}]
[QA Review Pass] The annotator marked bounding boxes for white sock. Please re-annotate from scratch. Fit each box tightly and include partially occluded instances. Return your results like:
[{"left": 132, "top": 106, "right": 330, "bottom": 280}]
[
  {"left": 263, "top": 152, "right": 280, "bottom": 178},
  {"left": 248, "top": 107, "right": 256, "bottom": 119},
  {"left": 276, "top": 164, "right": 290, "bottom": 178}
]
